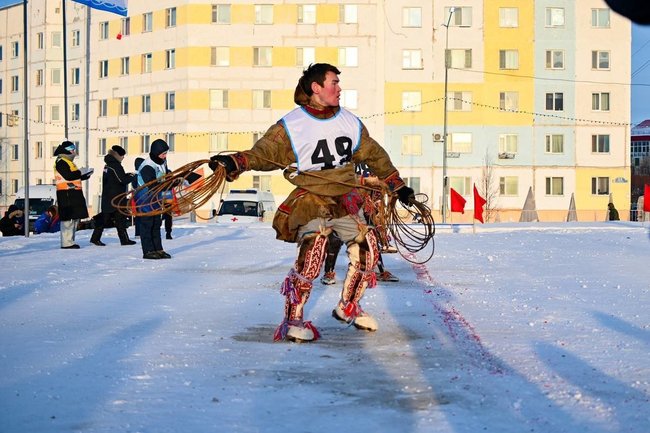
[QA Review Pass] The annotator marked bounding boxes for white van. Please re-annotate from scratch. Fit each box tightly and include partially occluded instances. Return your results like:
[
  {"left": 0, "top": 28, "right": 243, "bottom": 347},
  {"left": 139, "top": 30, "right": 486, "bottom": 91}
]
[
  {"left": 14, "top": 185, "right": 57, "bottom": 231},
  {"left": 217, "top": 189, "right": 276, "bottom": 223}
]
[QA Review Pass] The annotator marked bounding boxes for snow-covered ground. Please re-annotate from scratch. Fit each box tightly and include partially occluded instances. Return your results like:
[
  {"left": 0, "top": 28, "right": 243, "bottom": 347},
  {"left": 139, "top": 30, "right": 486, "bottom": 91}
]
[{"left": 0, "top": 221, "right": 648, "bottom": 433}]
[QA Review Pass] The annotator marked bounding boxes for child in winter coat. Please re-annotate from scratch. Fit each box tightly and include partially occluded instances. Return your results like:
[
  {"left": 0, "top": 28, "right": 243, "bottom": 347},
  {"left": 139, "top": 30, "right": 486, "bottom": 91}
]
[{"left": 34, "top": 205, "right": 61, "bottom": 234}]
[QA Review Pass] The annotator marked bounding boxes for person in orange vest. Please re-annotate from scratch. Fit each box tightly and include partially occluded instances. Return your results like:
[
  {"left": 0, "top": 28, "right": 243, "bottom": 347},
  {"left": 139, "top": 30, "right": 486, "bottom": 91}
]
[{"left": 54, "top": 141, "right": 93, "bottom": 249}]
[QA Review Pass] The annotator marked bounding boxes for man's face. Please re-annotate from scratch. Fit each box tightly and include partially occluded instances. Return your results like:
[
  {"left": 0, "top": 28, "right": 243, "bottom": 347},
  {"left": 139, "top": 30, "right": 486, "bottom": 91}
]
[
  {"left": 311, "top": 71, "right": 341, "bottom": 108},
  {"left": 159, "top": 152, "right": 168, "bottom": 160}
]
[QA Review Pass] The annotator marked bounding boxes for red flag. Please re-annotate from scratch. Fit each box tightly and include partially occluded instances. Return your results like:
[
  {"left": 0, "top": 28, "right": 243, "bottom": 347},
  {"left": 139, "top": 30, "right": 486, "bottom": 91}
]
[
  {"left": 450, "top": 188, "right": 466, "bottom": 213},
  {"left": 644, "top": 184, "right": 650, "bottom": 212},
  {"left": 473, "top": 184, "right": 487, "bottom": 223}
]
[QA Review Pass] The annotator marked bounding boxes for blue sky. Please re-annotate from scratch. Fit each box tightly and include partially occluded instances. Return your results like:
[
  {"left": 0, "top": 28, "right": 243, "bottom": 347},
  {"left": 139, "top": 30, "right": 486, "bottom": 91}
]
[{"left": 1, "top": 0, "right": 650, "bottom": 124}]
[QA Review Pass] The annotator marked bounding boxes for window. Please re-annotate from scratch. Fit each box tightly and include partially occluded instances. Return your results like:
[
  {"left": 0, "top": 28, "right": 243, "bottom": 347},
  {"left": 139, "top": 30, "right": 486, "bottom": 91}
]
[
  {"left": 450, "top": 177, "right": 471, "bottom": 195},
  {"left": 166, "top": 133, "right": 175, "bottom": 152},
  {"left": 499, "top": 8, "right": 518, "bottom": 27},
  {"left": 50, "top": 105, "right": 61, "bottom": 122},
  {"left": 166, "top": 49, "right": 175, "bottom": 69},
  {"left": 338, "top": 47, "right": 358, "bottom": 67},
  {"left": 591, "top": 177, "right": 609, "bottom": 195},
  {"left": 11, "top": 41, "right": 19, "bottom": 57},
  {"left": 402, "top": 49, "right": 423, "bottom": 69},
  {"left": 592, "top": 93, "right": 610, "bottom": 111},
  {"left": 446, "top": 49, "right": 472, "bottom": 69},
  {"left": 449, "top": 133, "right": 472, "bottom": 153},
  {"left": 166, "top": 7, "right": 177, "bottom": 27},
  {"left": 339, "top": 4, "right": 358, "bottom": 24},
  {"left": 446, "top": 7, "right": 472, "bottom": 27},
  {"left": 499, "top": 50, "right": 519, "bottom": 69},
  {"left": 143, "top": 12, "right": 153, "bottom": 32},
  {"left": 37, "top": 32, "right": 44, "bottom": 49},
  {"left": 253, "top": 175, "right": 272, "bottom": 192},
  {"left": 545, "top": 177, "right": 564, "bottom": 195},
  {"left": 119, "top": 137, "right": 129, "bottom": 153},
  {"left": 404, "top": 177, "right": 421, "bottom": 194},
  {"left": 142, "top": 53, "right": 152, "bottom": 73},
  {"left": 545, "top": 50, "right": 564, "bottom": 69},
  {"left": 499, "top": 91, "right": 519, "bottom": 111},
  {"left": 99, "top": 60, "right": 108, "bottom": 78},
  {"left": 545, "top": 134, "right": 564, "bottom": 153},
  {"left": 401, "top": 135, "right": 422, "bottom": 155},
  {"left": 592, "top": 135, "right": 610, "bottom": 153},
  {"left": 51, "top": 68, "right": 61, "bottom": 85},
  {"left": 401, "top": 91, "right": 421, "bottom": 112},
  {"left": 98, "top": 99, "right": 107, "bottom": 117},
  {"left": 211, "top": 47, "right": 230, "bottom": 66},
  {"left": 499, "top": 177, "right": 518, "bottom": 195},
  {"left": 142, "top": 94, "right": 151, "bottom": 113},
  {"left": 402, "top": 7, "right": 421, "bottom": 27},
  {"left": 98, "top": 138, "right": 107, "bottom": 155},
  {"left": 72, "top": 30, "right": 81, "bottom": 47},
  {"left": 141, "top": 135, "right": 151, "bottom": 153},
  {"left": 71, "top": 67, "right": 81, "bottom": 85},
  {"left": 36, "top": 69, "right": 44, "bottom": 86},
  {"left": 298, "top": 5, "right": 316, "bottom": 24},
  {"left": 210, "top": 134, "right": 228, "bottom": 152},
  {"left": 545, "top": 8, "right": 565, "bottom": 27},
  {"left": 212, "top": 4, "right": 231, "bottom": 24},
  {"left": 35, "top": 141, "right": 43, "bottom": 159},
  {"left": 591, "top": 9, "right": 610, "bottom": 28},
  {"left": 255, "top": 5, "right": 273, "bottom": 24},
  {"left": 165, "top": 91, "right": 175, "bottom": 110},
  {"left": 51, "top": 31, "right": 62, "bottom": 48},
  {"left": 252, "top": 90, "right": 271, "bottom": 109},
  {"left": 210, "top": 89, "right": 229, "bottom": 109},
  {"left": 545, "top": 92, "right": 563, "bottom": 111},
  {"left": 11, "top": 75, "right": 18, "bottom": 92},
  {"left": 120, "top": 97, "right": 129, "bottom": 115},
  {"left": 296, "top": 47, "right": 315, "bottom": 67},
  {"left": 121, "top": 57, "right": 130, "bottom": 75},
  {"left": 0, "top": 45, "right": 2, "bottom": 61},
  {"left": 7, "top": 110, "right": 18, "bottom": 127},
  {"left": 498, "top": 134, "right": 518, "bottom": 153},
  {"left": 12, "top": 179, "right": 19, "bottom": 194},
  {"left": 340, "top": 90, "right": 358, "bottom": 109},
  {"left": 449, "top": 91, "right": 472, "bottom": 111},
  {"left": 592, "top": 51, "right": 610, "bottom": 70},
  {"left": 99, "top": 21, "right": 109, "bottom": 40},
  {"left": 121, "top": 17, "right": 130, "bottom": 36},
  {"left": 253, "top": 47, "right": 272, "bottom": 67},
  {"left": 71, "top": 103, "right": 80, "bottom": 121},
  {"left": 36, "top": 105, "right": 43, "bottom": 122}
]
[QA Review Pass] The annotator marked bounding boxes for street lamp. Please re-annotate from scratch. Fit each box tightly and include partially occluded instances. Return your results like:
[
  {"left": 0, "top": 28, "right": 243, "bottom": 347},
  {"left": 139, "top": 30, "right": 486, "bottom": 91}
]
[{"left": 441, "top": 7, "right": 455, "bottom": 224}]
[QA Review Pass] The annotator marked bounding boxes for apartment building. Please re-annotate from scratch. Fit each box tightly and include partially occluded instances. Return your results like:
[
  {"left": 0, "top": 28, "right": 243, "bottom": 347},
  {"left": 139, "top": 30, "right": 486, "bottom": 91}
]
[{"left": 0, "top": 1, "right": 631, "bottom": 221}]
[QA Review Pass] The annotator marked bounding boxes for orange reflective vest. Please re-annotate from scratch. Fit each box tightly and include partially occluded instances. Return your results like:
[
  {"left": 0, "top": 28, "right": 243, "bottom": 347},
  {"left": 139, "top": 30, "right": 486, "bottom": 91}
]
[{"left": 54, "top": 157, "right": 82, "bottom": 191}]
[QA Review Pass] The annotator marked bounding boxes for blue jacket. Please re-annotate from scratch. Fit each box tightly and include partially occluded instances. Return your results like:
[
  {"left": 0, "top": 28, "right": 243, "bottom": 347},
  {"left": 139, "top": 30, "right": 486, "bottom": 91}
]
[{"left": 34, "top": 212, "right": 61, "bottom": 234}]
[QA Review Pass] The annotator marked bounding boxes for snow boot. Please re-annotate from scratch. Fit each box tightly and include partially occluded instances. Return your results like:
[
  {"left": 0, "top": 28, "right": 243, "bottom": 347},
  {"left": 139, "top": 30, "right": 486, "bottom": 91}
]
[
  {"left": 377, "top": 271, "right": 399, "bottom": 282},
  {"left": 321, "top": 271, "right": 337, "bottom": 285},
  {"left": 332, "top": 303, "right": 378, "bottom": 331},
  {"left": 118, "top": 229, "right": 136, "bottom": 246}
]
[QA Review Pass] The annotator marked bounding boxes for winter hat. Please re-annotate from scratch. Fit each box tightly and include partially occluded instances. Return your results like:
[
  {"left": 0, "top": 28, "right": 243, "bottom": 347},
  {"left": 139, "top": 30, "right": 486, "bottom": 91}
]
[
  {"left": 150, "top": 139, "right": 169, "bottom": 158},
  {"left": 53, "top": 140, "right": 76, "bottom": 156},
  {"left": 111, "top": 145, "right": 126, "bottom": 157},
  {"left": 134, "top": 157, "right": 145, "bottom": 170}
]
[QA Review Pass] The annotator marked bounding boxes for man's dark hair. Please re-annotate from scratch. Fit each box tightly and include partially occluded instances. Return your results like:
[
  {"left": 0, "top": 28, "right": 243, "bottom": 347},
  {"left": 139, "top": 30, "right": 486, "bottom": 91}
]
[{"left": 298, "top": 63, "right": 341, "bottom": 96}]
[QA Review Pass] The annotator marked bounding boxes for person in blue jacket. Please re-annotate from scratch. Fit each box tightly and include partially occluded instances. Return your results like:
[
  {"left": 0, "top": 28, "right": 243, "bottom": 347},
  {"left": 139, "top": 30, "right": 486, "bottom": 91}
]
[{"left": 34, "top": 205, "right": 61, "bottom": 234}]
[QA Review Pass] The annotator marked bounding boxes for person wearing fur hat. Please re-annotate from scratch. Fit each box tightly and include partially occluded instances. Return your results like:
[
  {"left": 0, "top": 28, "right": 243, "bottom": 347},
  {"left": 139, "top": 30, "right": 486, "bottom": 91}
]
[
  {"left": 135, "top": 139, "right": 172, "bottom": 259},
  {"left": 90, "top": 145, "right": 136, "bottom": 246},
  {"left": 208, "top": 63, "right": 414, "bottom": 342},
  {"left": 0, "top": 204, "right": 24, "bottom": 236},
  {"left": 54, "top": 140, "right": 93, "bottom": 249}
]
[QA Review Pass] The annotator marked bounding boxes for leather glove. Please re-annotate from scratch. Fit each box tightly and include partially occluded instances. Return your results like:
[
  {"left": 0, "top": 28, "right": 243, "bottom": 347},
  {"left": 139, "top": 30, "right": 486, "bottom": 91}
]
[
  {"left": 397, "top": 186, "right": 415, "bottom": 207},
  {"left": 209, "top": 155, "right": 236, "bottom": 173}
]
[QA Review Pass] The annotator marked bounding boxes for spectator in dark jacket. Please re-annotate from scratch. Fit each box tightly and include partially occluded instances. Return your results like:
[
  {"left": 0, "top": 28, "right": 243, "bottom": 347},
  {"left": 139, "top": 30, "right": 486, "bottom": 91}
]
[
  {"left": 608, "top": 203, "right": 620, "bottom": 221},
  {"left": 0, "top": 205, "right": 24, "bottom": 237},
  {"left": 90, "top": 145, "right": 136, "bottom": 246},
  {"left": 54, "top": 141, "right": 92, "bottom": 249},
  {"left": 34, "top": 205, "right": 61, "bottom": 234},
  {"left": 132, "top": 157, "right": 145, "bottom": 237}
]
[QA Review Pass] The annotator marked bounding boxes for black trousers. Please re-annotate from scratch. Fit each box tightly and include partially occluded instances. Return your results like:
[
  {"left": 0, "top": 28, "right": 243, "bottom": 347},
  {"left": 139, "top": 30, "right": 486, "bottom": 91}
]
[{"left": 140, "top": 215, "right": 163, "bottom": 254}]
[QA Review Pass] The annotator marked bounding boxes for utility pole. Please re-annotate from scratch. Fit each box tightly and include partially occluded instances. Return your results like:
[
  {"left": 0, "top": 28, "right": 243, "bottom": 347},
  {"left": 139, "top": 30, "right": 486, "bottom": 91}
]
[{"left": 441, "top": 7, "right": 455, "bottom": 224}]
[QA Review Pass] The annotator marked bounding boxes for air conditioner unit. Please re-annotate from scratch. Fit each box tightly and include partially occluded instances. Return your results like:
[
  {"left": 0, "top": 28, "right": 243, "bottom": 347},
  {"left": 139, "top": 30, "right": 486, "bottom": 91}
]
[{"left": 498, "top": 152, "right": 515, "bottom": 159}]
